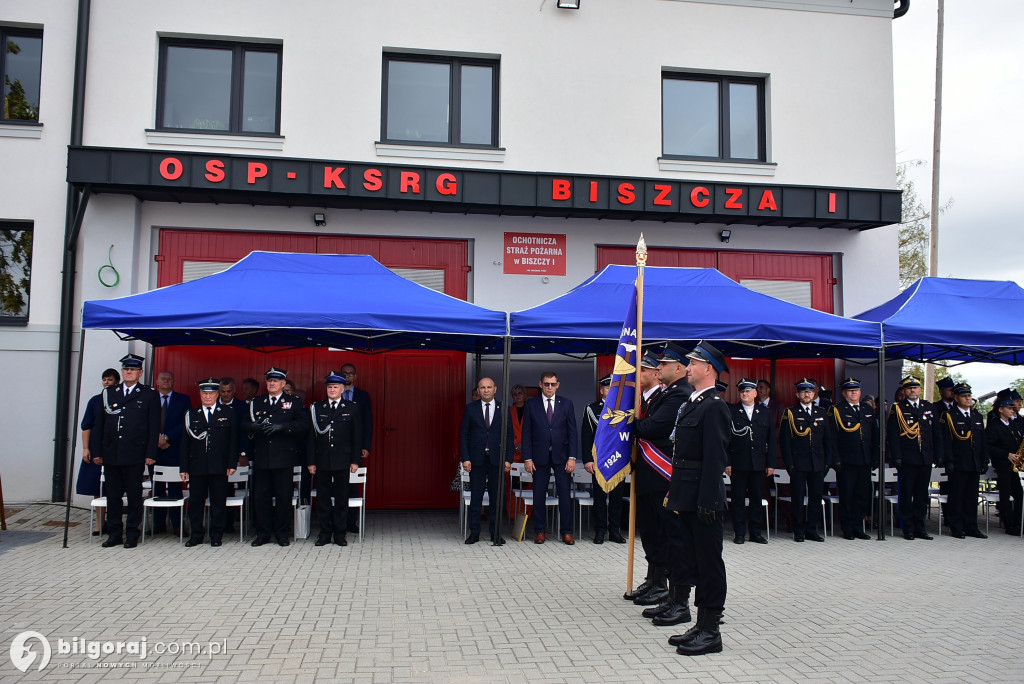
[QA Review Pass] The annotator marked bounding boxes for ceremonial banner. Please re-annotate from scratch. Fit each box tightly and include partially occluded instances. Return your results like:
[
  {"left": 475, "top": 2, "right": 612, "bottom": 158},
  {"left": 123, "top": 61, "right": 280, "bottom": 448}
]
[{"left": 593, "top": 286, "right": 638, "bottom": 492}]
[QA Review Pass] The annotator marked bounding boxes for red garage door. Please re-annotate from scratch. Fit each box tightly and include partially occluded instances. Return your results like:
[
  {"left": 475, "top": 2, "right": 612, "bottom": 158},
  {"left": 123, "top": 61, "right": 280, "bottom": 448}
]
[{"left": 154, "top": 229, "right": 468, "bottom": 510}]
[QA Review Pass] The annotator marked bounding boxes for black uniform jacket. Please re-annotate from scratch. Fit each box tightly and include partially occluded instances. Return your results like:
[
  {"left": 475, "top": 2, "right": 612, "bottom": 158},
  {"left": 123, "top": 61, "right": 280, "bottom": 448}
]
[
  {"left": 181, "top": 404, "right": 238, "bottom": 476},
  {"left": 89, "top": 383, "right": 160, "bottom": 466},
  {"left": 581, "top": 400, "right": 603, "bottom": 463},
  {"left": 634, "top": 379, "right": 691, "bottom": 496},
  {"left": 826, "top": 400, "right": 879, "bottom": 467},
  {"left": 986, "top": 416, "right": 1022, "bottom": 471},
  {"left": 307, "top": 399, "right": 363, "bottom": 471},
  {"left": 886, "top": 399, "right": 943, "bottom": 467},
  {"left": 666, "top": 387, "right": 730, "bottom": 513},
  {"left": 940, "top": 407, "right": 988, "bottom": 473},
  {"left": 779, "top": 403, "right": 832, "bottom": 472},
  {"left": 243, "top": 393, "right": 311, "bottom": 469},
  {"left": 727, "top": 402, "right": 777, "bottom": 471}
]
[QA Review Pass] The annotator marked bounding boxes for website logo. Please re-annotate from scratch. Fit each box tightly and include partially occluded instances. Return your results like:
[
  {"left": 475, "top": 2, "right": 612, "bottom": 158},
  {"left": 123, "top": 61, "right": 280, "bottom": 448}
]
[{"left": 10, "top": 631, "right": 51, "bottom": 672}]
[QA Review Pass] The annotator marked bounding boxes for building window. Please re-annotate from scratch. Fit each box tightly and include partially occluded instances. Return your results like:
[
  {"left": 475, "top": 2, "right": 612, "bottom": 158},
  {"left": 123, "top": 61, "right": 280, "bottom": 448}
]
[
  {"left": 662, "top": 73, "right": 766, "bottom": 162},
  {"left": 157, "top": 39, "right": 281, "bottom": 135},
  {"left": 382, "top": 54, "right": 499, "bottom": 147},
  {"left": 2, "top": 28, "right": 43, "bottom": 122},
  {"left": 0, "top": 222, "right": 32, "bottom": 323}
]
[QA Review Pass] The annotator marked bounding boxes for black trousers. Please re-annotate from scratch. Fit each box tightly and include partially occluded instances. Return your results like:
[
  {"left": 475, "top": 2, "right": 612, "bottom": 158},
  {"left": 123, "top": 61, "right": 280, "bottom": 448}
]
[
  {"left": 468, "top": 463, "right": 499, "bottom": 535},
  {"left": 898, "top": 463, "right": 931, "bottom": 534},
  {"left": 790, "top": 469, "right": 824, "bottom": 535},
  {"left": 253, "top": 467, "right": 294, "bottom": 541},
  {"left": 729, "top": 469, "right": 766, "bottom": 538},
  {"left": 593, "top": 479, "right": 626, "bottom": 534},
  {"left": 105, "top": 462, "right": 145, "bottom": 543},
  {"left": 946, "top": 470, "right": 981, "bottom": 535},
  {"left": 667, "top": 510, "right": 726, "bottom": 610},
  {"left": 838, "top": 464, "right": 872, "bottom": 534},
  {"left": 531, "top": 463, "right": 573, "bottom": 535},
  {"left": 316, "top": 469, "right": 350, "bottom": 539},
  {"left": 188, "top": 473, "right": 229, "bottom": 542},
  {"left": 636, "top": 490, "right": 668, "bottom": 568},
  {"left": 662, "top": 506, "right": 693, "bottom": 588},
  {"left": 994, "top": 461, "right": 1022, "bottom": 533}
]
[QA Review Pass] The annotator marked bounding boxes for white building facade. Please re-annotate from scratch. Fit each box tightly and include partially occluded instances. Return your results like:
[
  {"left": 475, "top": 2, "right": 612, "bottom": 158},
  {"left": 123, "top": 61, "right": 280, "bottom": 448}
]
[{"left": 0, "top": 0, "right": 905, "bottom": 505}]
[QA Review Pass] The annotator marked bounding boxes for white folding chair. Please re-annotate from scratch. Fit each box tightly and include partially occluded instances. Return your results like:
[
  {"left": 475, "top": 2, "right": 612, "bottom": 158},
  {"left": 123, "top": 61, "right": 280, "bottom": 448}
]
[
  {"left": 822, "top": 468, "right": 838, "bottom": 537},
  {"left": 772, "top": 469, "right": 826, "bottom": 536},
  {"left": 205, "top": 466, "right": 250, "bottom": 543},
  {"left": 928, "top": 467, "right": 949, "bottom": 536},
  {"left": 348, "top": 467, "right": 368, "bottom": 542},
  {"left": 978, "top": 466, "right": 1000, "bottom": 534},
  {"left": 572, "top": 468, "right": 594, "bottom": 537},
  {"left": 142, "top": 466, "right": 189, "bottom": 543},
  {"left": 871, "top": 467, "right": 900, "bottom": 536},
  {"left": 510, "top": 462, "right": 534, "bottom": 514},
  {"left": 725, "top": 472, "right": 770, "bottom": 541},
  {"left": 459, "top": 465, "right": 489, "bottom": 538}
]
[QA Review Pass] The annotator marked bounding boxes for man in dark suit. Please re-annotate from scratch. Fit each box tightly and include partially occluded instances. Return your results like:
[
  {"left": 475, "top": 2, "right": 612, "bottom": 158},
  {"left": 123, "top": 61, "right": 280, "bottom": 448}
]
[
  {"left": 89, "top": 354, "right": 160, "bottom": 549},
  {"left": 779, "top": 378, "right": 833, "bottom": 542},
  {"left": 986, "top": 392, "right": 1023, "bottom": 535},
  {"left": 459, "top": 377, "right": 513, "bottom": 544},
  {"left": 581, "top": 375, "right": 627, "bottom": 545},
  {"left": 827, "top": 377, "right": 878, "bottom": 540},
  {"left": 340, "top": 363, "right": 373, "bottom": 534},
  {"left": 181, "top": 378, "right": 238, "bottom": 547},
  {"left": 666, "top": 341, "right": 731, "bottom": 657},
  {"left": 522, "top": 370, "right": 578, "bottom": 544},
  {"left": 152, "top": 370, "right": 191, "bottom": 534},
  {"left": 244, "top": 367, "right": 311, "bottom": 547},
  {"left": 939, "top": 382, "right": 988, "bottom": 539},
  {"left": 218, "top": 377, "right": 252, "bottom": 467},
  {"left": 727, "top": 378, "right": 776, "bottom": 545},
  {"left": 308, "top": 371, "right": 363, "bottom": 547},
  {"left": 887, "top": 375, "right": 943, "bottom": 540},
  {"left": 756, "top": 379, "right": 786, "bottom": 433}
]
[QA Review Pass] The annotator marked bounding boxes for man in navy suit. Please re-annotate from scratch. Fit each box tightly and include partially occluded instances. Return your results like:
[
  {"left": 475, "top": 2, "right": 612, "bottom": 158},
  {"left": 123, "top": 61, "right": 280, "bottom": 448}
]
[
  {"left": 522, "top": 371, "right": 578, "bottom": 544},
  {"left": 153, "top": 370, "right": 191, "bottom": 533},
  {"left": 459, "top": 377, "right": 513, "bottom": 544},
  {"left": 341, "top": 363, "right": 374, "bottom": 534}
]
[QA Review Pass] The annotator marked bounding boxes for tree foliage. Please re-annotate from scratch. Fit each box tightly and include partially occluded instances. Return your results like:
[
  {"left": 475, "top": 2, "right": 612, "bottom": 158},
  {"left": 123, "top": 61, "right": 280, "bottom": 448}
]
[
  {"left": 902, "top": 361, "right": 964, "bottom": 403},
  {"left": 0, "top": 228, "right": 32, "bottom": 317},
  {"left": 896, "top": 161, "right": 929, "bottom": 291},
  {"left": 4, "top": 38, "right": 39, "bottom": 121}
]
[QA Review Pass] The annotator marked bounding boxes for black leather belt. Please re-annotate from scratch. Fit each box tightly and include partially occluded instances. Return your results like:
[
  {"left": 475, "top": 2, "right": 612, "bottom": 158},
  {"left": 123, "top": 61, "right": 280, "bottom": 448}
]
[{"left": 673, "top": 459, "right": 703, "bottom": 469}]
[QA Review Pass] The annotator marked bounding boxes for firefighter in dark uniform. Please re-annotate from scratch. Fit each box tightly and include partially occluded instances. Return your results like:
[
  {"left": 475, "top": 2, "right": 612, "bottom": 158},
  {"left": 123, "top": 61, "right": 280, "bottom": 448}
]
[
  {"left": 626, "top": 349, "right": 686, "bottom": 607},
  {"left": 986, "top": 391, "right": 1023, "bottom": 535},
  {"left": 664, "top": 341, "right": 730, "bottom": 657},
  {"left": 727, "top": 377, "right": 776, "bottom": 545},
  {"left": 581, "top": 374, "right": 626, "bottom": 544},
  {"left": 779, "top": 378, "right": 832, "bottom": 542},
  {"left": 90, "top": 353, "right": 160, "bottom": 548},
  {"left": 939, "top": 382, "right": 988, "bottom": 539},
  {"left": 826, "top": 377, "right": 877, "bottom": 540},
  {"left": 308, "top": 371, "right": 363, "bottom": 547},
  {"left": 181, "top": 378, "right": 238, "bottom": 547},
  {"left": 887, "top": 375, "right": 943, "bottom": 540},
  {"left": 244, "top": 367, "right": 311, "bottom": 547}
]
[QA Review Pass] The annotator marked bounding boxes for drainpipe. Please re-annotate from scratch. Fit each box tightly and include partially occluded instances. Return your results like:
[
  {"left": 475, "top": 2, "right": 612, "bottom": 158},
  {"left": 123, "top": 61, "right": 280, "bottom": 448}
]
[
  {"left": 52, "top": 0, "right": 91, "bottom": 501},
  {"left": 894, "top": 0, "right": 910, "bottom": 19}
]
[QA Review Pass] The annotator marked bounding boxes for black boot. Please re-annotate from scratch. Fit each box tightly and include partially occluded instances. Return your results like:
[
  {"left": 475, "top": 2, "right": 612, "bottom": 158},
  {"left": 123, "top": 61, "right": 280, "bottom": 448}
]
[
  {"left": 652, "top": 585, "right": 692, "bottom": 626},
  {"left": 642, "top": 598, "right": 672, "bottom": 619},
  {"left": 633, "top": 567, "right": 669, "bottom": 606},
  {"left": 675, "top": 608, "right": 723, "bottom": 656},
  {"left": 623, "top": 563, "right": 656, "bottom": 601},
  {"left": 668, "top": 607, "right": 703, "bottom": 647}
]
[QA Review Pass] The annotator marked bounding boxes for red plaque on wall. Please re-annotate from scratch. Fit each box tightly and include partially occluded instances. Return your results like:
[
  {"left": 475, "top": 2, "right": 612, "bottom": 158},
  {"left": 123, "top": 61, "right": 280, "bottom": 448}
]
[{"left": 503, "top": 232, "right": 566, "bottom": 275}]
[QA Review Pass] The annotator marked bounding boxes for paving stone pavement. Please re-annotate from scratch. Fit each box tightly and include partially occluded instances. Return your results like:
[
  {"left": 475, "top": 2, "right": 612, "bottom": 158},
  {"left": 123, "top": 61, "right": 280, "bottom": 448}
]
[{"left": 1, "top": 502, "right": 1023, "bottom": 683}]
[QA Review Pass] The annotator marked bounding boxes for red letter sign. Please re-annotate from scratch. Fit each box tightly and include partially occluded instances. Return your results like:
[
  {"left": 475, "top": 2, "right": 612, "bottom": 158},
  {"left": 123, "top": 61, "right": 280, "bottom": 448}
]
[
  {"left": 436, "top": 173, "right": 457, "bottom": 196},
  {"left": 159, "top": 157, "right": 183, "bottom": 181},
  {"left": 247, "top": 162, "right": 268, "bottom": 184},
  {"left": 323, "top": 166, "right": 347, "bottom": 189},
  {"left": 204, "top": 159, "right": 225, "bottom": 183},
  {"left": 552, "top": 179, "right": 572, "bottom": 201}
]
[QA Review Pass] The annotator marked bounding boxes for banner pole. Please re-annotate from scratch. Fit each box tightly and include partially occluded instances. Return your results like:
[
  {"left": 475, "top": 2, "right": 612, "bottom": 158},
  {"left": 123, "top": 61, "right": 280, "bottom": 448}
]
[{"left": 625, "top": 235, "right": 647, "bottom": 596}]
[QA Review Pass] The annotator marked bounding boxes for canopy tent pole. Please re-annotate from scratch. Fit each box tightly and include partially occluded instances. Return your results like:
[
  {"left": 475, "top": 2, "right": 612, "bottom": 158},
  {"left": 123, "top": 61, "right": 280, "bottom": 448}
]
[
  {"left": 63, "top": 328, "right": 88, "bottom": 547},
  {"left": 492, "top": 330, "right": 512, "bottom": 546},
  {"left": 876, "top": 343, "right": 887, "bottom": 541}
]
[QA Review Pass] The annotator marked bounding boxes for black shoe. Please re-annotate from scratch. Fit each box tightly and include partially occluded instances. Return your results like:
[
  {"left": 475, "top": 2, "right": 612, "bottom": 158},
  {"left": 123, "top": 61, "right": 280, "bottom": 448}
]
[
  {"left": 733, "top": 535, "right": 745, "bottom": 544},
  {"left": 465, "top": 533, "right": 480, "bottom": 545},
  {"left": 854, "top": 532, "right": 871, "bottom": 540},
  {"left": 492, "top": 536, "right": 505, "bottom": 545},
  {"left": 966, "top": 530, "right": 988, "bottom": 539},
  {"left": 593, "top": 532, "right": 605, "bottom": 544},
  {"left": 642, "top": 601, "right": 672, "bottom": 619},
  {"left": 842, "top": 532, "right": 856, "bottom": 540},
  {"left": 277, "top": 539, "right": 290, "bottom": 547},
  {"left": 793, "top": 534, "right": 805, "bottom": 542},
  {"left": 903, "top": 532, "right": 914, "bottom": 540},
  {"left": 335, "top": 537, "right": 348, "bottom": 546},
  {"left": 805, "top": 532, "right": 825, "bottom": 542},
  {"left": 951, "top": 531, "right": 966, "bottom": 539},
  {"left": 652, "top": 602, "right": 692, "bottom": 627},
  {"left": 101, "top": 537, "right": 123, "bottom": 548},
  {"left": 315, "top": 537, "right": 331, "bottom": 546},
  {"left": 675, "top": 609, "right": 723, "bottom": 656},
  {"left": 123, "top": 540, "right": 138, "bottom": 549},
  {"left": 211, "top": 540, "right": 222, "bottom": 547},
  {"left": 608, "top": 532, "right": 627, "bottom": 544},
  {"left": 91, "top": 530, "right": 102, "bottom": 537},
  {"left": 915, "top": 532, "right": 934, "bottom": 540},
  {"left": 185, "top": 539, "right": 202, "bottom": 547},
  {"left": 749, "top": 535, "right": 768, "bottom": 544},
  {"left": 251, "top": 537, "right": 270, "bottom": 547},
  {"left": 347, "top": 524, "right": 360, "bottom": 534}
]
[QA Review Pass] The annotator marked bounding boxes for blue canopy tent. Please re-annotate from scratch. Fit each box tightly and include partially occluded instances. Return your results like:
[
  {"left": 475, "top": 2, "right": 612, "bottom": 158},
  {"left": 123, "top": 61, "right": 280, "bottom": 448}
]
[
  {"left": 509, "top": 265, "right": 882, "bottom": 358},
  {"left": 855, "top": 277, "right": 1024, "bottom": 365},
  {"left": 82, "top": 252, "right": 509, "bottom": 353}
]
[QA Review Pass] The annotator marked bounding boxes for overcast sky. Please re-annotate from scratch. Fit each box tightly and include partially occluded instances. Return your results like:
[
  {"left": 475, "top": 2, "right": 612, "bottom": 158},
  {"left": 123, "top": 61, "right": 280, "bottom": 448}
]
[{"left": 890, "top": 0, "right": 1024, "bottom": 394}]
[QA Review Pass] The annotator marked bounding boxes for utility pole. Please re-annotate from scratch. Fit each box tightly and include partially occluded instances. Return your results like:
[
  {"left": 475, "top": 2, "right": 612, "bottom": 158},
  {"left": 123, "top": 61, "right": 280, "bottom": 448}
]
[{"left": 924, "top": 0, "right": 944, "bottom": 398}]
